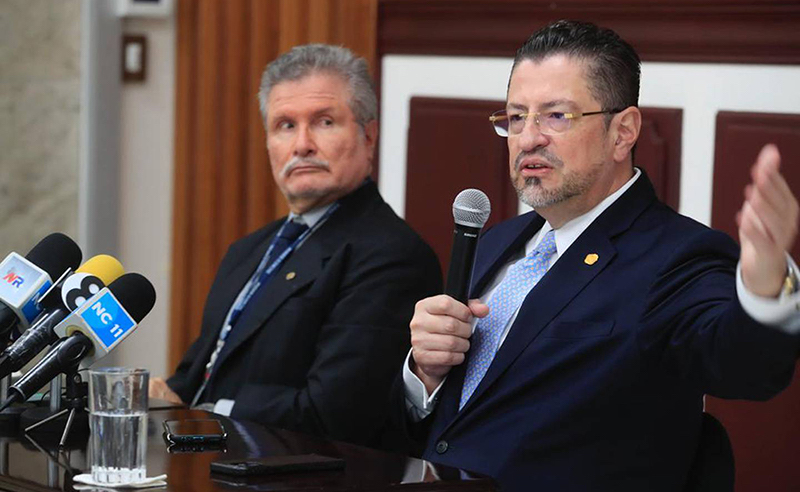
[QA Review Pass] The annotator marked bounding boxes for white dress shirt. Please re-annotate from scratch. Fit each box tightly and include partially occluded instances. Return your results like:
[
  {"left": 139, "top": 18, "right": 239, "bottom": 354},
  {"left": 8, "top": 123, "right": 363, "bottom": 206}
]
[{"left": 404, "top": 168, "right": 800, "bottom": 420}]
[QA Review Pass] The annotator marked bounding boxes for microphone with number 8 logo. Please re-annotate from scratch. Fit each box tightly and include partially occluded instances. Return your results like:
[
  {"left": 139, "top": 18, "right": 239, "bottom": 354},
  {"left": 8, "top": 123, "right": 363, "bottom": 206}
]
[{"left": 0, "top": 273, "right": 156, "bottom": 410}]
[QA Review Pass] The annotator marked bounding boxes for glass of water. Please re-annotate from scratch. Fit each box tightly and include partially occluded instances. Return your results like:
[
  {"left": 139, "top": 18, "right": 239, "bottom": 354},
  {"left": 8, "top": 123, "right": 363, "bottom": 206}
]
[{"left": 88, "top": 368, "right": 149, "bottom": 484}]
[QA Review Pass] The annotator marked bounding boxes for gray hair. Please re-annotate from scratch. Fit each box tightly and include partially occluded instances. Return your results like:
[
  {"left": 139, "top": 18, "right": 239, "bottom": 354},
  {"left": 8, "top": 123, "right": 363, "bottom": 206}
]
[{"left": 258, "top": 44, "right": 377, "bottom": 130}]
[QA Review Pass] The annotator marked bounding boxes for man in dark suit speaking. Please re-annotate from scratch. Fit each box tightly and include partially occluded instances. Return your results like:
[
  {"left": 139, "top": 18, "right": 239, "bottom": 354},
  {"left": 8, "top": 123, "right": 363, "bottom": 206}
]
[
  {"left": 150, "top": 44, "right": 441, "bottom": 447},
  {"left": 402, "top": 21, "right": 800, "bottom": 489}
]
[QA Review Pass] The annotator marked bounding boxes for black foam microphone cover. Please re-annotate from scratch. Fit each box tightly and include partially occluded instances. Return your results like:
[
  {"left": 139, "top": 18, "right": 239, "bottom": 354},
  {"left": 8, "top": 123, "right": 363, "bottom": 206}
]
[
  {"left": 107, "top": 273, "right": 157, "bottom": 322},
  {"left": 0, "top": 234, "right": 82, "bottom": 343},
  {"left": 25, "top": 233, "right": 82, "bottom": 281}
]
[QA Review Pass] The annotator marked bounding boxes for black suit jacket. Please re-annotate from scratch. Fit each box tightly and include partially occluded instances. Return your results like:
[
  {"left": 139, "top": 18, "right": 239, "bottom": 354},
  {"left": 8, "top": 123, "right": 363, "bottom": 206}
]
[
  {"left": 401, "top": 172, "right": 799, "bottom": 490},
  {"left": 168, "top": 181, "right": 442, "bottom": 447}
]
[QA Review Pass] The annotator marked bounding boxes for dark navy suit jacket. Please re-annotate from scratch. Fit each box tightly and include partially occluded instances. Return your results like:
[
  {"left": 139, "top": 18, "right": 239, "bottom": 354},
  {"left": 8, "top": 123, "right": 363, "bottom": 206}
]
[
  {"left": 414, "top": 173, "right": 799, "bottom": 490},
  {"left": 168, "top": 181, "right": 442, "bottom": 448}
]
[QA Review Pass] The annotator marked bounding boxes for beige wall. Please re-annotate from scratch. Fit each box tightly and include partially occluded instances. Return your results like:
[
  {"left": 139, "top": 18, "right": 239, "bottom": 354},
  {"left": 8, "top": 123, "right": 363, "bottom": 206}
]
[
  {"left": 0, "top": 0, "right": 173, "bottom": 377},
  {"left": 0, "top": 0, "right": 81, "bottom": 255},
  {"left": 115, "top": 15, "right": 175, "bottom": 378}
]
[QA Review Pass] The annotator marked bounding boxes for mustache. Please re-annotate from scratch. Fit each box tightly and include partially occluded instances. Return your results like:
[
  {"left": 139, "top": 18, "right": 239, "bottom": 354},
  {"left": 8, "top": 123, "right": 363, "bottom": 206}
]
[
  {"left": 281, "top": 156, "right": 330, "bottom": 178},
  {"left": 514, "top": 149, "right": 562, "bottom": 171}
]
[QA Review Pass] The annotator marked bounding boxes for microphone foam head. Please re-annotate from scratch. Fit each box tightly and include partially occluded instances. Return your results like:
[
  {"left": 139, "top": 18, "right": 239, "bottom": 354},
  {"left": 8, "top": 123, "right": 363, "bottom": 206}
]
[
  {"left": 77, "top": 255, "right": 125, "bottom": 287},
  {"left": 452, "top": 189, "right": 491, "bottom": 228},
  {"left": 26, "top": 233, "right": 82, "bottom": 280},
  {"left": 108, "top": 273, "right": 156, "bottom": 323}
]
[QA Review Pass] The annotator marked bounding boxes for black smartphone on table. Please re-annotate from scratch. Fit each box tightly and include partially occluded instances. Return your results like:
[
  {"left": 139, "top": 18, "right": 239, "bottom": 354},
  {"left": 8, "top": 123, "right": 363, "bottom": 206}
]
[
  {"left": 163, "top": 418, "right": 228, "bottom": 445},
  {"left": 210, "top": 454, "right": 345, "bottom": 476}
]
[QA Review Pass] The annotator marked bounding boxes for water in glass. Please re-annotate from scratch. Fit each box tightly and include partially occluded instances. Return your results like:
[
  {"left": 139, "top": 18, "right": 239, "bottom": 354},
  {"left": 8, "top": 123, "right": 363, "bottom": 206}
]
[{"left": 89, "top": 410, "right": 148, "bottom": 483}]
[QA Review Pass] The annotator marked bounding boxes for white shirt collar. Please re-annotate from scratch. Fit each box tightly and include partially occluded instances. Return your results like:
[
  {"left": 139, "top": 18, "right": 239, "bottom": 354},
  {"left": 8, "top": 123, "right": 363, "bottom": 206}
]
[
  {"left": 288, "top": 202, "right": 335, "bottom": 229},
  {"left": 528, "top": 167, "right": 642, "bottom": 257}
]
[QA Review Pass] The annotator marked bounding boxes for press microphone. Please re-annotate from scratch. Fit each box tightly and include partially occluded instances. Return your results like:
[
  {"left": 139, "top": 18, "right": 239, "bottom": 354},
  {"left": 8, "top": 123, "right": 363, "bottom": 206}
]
[
  {"left": 0, "top": 273, "right": 156, "bottom": 410},
  {"left": 445, "top": 189, "right": 491, "bottom": 303},
  {"left": 53, "top": 272, "right": 156, "bottom": 365},
  {"left": 0, "top": 255, "right": 124, "bottom": 379},
  {"left": 0, "top": 233, "right": 82, "bottom": 342}
]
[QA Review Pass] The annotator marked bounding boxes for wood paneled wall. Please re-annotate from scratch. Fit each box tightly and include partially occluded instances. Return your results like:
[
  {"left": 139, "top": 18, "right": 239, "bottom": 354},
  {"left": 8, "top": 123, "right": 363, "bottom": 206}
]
[
  {"left": 170, "top": 0, "right": 377, "bottom": 370},
  {"left": 378, "top": 0, "right": 800, "bottom": 64},
  {"left": 708, "top": 111, "right": 800, "bottom": 491},
  {"left": 404, "top": 98, "right": 683, "bottom": 275},
  {"left": 405, "top": 97, "right": 516, "bottom": 276}
]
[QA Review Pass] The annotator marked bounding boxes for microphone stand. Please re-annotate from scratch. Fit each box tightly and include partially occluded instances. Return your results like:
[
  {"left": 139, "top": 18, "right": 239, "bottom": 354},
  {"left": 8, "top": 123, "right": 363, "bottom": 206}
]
[
  {"left": 0, "top": 438, "right": 7, "bottom": 475},
  {"left": 0, "top": 332, "right": 20, "bottom": 431},
  {"left": 0, "top": 376, "right": 8, "bottom": 406},
  {"left": 24, "top": 433, "right": 77, "bottom": 489},
  {"left": 24, "top": 363, "right": 88, "bottom": 448},
  {"left": 48, "top": 452, "right": 59, "bottom": 489},
  {"left": 49, "top": 373, "right": 61, "bottom": 413},
  {"left": 0, "top": 325, "right": 14, "bottom": 401},
  {"left": 0, "top": 374, "right": 23, "bottom": 434}
]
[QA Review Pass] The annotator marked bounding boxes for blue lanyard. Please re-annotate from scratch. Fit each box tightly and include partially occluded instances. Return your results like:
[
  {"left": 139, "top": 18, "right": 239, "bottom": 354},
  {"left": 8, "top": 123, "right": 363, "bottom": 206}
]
[
  {"left": 192, "top": 203, "right": 339, "bottom": 406},
  {"left": 222, "top": 202, "right": 340, "bottom": 337}
]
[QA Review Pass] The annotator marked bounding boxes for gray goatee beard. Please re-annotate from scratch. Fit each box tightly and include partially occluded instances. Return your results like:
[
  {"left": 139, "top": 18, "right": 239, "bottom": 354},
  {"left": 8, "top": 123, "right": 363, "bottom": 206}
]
[
  {"left": 516, "top": 176, "right": 585, "bottom": 209},
  {"left": 513, "top": 151, "right": 598, "bottom": 209}
]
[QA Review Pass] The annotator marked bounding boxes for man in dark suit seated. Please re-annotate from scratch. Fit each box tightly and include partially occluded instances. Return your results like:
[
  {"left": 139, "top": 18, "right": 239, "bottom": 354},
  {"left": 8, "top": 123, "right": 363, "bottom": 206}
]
[
  {"left": 149, "top": 44, "right": 442, "bottom": 448},
  {"left": 401, "top": 21, "right": 800, "bottom": 490}
]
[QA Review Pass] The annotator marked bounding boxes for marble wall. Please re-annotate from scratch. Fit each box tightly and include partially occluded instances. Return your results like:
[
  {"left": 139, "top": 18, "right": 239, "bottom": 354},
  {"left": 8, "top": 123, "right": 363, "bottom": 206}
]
[{"left": 0, "top": 0, "right": 81, "bottom": 256}]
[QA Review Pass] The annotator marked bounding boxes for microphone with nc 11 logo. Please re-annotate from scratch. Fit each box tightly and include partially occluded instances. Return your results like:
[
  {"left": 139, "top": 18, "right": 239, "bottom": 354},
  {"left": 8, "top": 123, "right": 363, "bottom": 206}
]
[
  {"left": 445, "top": 189, "right": 492, "bottom": 303},
  {"left": 0, "top": 233, "right": 82, "bottom": 343},
  {"left": 0, "top": 273, "right": 156, "bottom": 410},
  {"left": 0, "top": 255, "right": 124, "bottom": 379}
]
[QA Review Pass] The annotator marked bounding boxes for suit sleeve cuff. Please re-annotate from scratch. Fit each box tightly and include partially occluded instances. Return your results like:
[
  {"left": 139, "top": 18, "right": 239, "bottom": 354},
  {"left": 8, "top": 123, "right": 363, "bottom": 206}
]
[
  {"left": 737, "top": 256, "right": 800, "bottom": 334},
  {"left": 213, "top": 399, "right": 235, "bottom": 417},
  {"left": 402, "top": 350, "right": 446, "bottom": 422}
]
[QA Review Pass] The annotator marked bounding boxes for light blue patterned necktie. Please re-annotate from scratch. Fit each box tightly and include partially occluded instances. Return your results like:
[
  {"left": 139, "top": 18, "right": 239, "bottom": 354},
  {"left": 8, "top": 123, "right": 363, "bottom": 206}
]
[{"left": 460, "top": 229, "right": 557, "bottom": 409}]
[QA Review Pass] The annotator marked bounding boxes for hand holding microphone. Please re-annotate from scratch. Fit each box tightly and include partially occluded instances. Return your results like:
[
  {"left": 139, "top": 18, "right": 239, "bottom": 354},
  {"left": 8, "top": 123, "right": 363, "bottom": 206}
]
[
  {"left": 410, "top": 296, "right": 489, "bottom": 392},
  {"left": 410, "top": 189, "right": 491, "bottom": 393}
]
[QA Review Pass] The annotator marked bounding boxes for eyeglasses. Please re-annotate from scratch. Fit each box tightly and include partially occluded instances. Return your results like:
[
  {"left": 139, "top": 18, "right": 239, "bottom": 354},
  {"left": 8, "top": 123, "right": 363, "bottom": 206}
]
[{"left": 489, "top": 108, "right": 624, "bottom": 137}]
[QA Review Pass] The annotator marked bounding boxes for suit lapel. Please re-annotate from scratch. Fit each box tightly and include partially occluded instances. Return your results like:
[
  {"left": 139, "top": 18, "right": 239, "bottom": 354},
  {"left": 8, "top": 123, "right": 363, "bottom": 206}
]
[
  {"left": 195, "top": 226, "right": 279, "bottom": 363},
  {"left": 457, "top": 229, "right": 617, "bottom": 417},
  {"left": 201, "top": 181, "right": 381, "bottom": 382},
  {"left": 446, "top": 171, "right": 658, "bottom": 424},
  {"left": 212, "top": 236, "right": 326, "bottom": 371}
]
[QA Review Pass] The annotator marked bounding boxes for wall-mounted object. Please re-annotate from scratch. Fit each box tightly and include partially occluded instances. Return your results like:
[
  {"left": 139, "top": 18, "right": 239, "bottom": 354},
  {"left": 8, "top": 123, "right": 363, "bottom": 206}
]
[
  {"left": 118, "top": 0, "right": 174, "bottom": 18},
  {"left": 122, "top": 34, "right": 147, "bottom": 82}
]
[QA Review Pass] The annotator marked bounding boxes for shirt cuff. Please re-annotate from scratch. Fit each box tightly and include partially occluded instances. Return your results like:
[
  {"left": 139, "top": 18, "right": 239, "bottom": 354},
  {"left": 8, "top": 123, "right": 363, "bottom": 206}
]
[
  {"left": 213, "top": 399, "right": 235, "bottom": 417},
  {"left": 402, "top": 350, "right": 446, "bottom": 421},
  {"left": 736, "top": 256, "right": 800, "bottom": 334}
]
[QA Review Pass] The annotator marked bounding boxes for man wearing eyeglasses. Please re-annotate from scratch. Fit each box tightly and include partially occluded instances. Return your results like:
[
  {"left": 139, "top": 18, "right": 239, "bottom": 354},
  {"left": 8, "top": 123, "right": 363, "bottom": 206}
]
[{"left": 400, "top": 20, "right": 800, "bottom": 490}]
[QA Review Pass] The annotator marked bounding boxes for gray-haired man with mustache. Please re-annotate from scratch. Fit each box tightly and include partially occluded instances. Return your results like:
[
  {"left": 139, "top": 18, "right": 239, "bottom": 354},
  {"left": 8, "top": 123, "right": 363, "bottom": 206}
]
[{"left": 150, "top": 44, "right": 441, "bottom": 448}]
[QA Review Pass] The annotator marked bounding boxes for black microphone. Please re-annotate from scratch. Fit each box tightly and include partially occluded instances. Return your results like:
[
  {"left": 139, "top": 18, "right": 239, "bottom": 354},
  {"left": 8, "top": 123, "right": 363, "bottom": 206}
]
[
  {"left": 0, "top": 255, "right": 124, "bottom": 379},
  {"left": 0, "top": 233, "right": 82, "bottom": 343},
  {"left": 0, "top": 335, "right": 93, "bottom": 411},
  {"left": 0, "top": 273, "right": 156, "bottom": 410},
  {"left": 445, "top": 189, "right": 491, "bottom": 303}
]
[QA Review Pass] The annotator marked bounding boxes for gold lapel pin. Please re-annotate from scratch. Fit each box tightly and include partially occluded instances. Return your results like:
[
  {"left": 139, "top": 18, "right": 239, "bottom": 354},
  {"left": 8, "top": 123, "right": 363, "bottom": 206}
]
[
  {"left": 285, "top": 272, "right": 296, "bottom": 280},
  {"left": 584, "top": 253, "right": 599, "bottom": 266}
]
